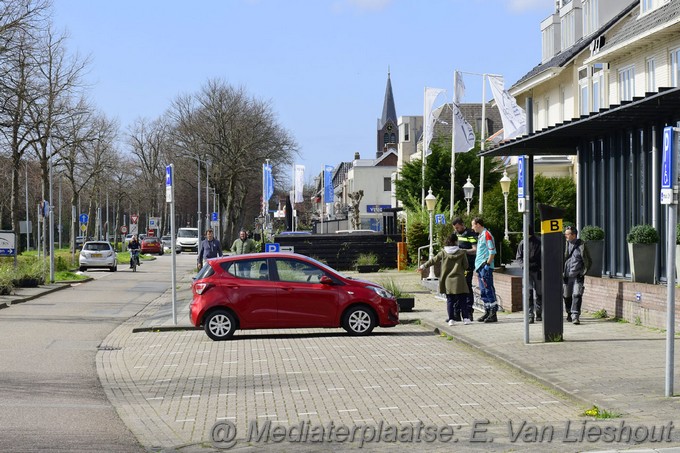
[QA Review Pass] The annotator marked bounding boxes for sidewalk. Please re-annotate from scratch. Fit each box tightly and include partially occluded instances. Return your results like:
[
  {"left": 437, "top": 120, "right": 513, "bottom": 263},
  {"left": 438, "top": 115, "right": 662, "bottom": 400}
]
[
  {"left": 369, "top": 269, "right": 680, "bottom": 424},
  {"left": 0, "top": 282, "right": 73, "bottom": 309}
]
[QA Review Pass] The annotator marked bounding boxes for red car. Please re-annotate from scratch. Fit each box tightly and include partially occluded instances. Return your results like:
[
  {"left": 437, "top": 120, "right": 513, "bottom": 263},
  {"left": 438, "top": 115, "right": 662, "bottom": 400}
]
[
  {"left": 190, "top": 252, "right": 399, "bottom": 340},
  {"left": 141, "top": 237, "right": 164, "bottom": 255}
]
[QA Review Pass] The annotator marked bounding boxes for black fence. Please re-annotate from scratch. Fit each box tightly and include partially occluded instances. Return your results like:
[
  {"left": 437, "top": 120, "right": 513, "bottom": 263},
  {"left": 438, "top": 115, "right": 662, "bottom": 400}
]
[{"left": 273, "top": 232, "right": 401, "bottom": 270}]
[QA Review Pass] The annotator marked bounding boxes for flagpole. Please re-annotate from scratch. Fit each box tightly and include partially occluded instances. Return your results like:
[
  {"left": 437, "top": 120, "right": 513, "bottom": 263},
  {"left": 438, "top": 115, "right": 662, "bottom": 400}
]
[
  {"left": 450, "top": 72, "right": 457, "bottom": 217},
  {"left": 321, "top": 165, "right": 324, "bottom": 234},
  {"left": 421, "top": 87, "right": 427, "bottom": 207},
  {"left": 479, "top": 74, "right": 487, "bottom": 214}
]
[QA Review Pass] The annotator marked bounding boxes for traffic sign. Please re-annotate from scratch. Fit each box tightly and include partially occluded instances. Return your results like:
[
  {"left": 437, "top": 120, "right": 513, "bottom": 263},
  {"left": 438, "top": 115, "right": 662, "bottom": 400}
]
[
  {"left": 120, "top": 225, "right": 128, "bottom": 234},
  {"left": 661, "top": 127, "right": 677, "bottom": 205},
  {"left": 80, "top": 224, "right": 87, "bottom": 232},
  {"left": 517, "top": 156, "right": 526, "bottom": 198},
  {"left": 165, "top": 165, "right": 173, "bottom": 203},
  {"left": 434, "top": 214, "right": 445, "bottom": 225},
  {"left": 79, "top": 213, "right": 88, "bottom": 224},
  {"left": 265, "top": 243, "right": 280, "bottom": 252},
  {"left": 212, "top": 212, "right": 218, "bottom": 222},
  {"left": 131, "top": 214, "right": 139, "bottom": 224}
]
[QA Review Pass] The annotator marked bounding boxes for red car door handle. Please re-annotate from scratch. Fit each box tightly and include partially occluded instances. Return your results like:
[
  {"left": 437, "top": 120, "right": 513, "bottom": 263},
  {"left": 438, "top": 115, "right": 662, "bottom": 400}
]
[{"left": 282, "top": 287, "right": 294, "bottom": 292}]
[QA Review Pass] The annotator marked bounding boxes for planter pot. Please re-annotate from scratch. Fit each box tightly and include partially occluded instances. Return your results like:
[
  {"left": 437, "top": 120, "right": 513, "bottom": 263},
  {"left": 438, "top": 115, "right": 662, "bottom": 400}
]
[
  {"left": 628, "top": 243, "right": 656, "bottom": 284},
  {"left": 356, "top": 264, "right": 379, "bottom": 273},
  {"left": 397, "top": 297, "right": 415, "bottom": 312},
  {"left": 585, "top": 240, "right": 604, "bottom": 277}
]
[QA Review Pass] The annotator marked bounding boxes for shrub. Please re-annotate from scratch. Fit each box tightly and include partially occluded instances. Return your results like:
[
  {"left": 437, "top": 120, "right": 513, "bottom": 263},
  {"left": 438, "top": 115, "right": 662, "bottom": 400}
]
[
  {"left": 626, "top": 224, "right": 659, "bottom": 244},
  {"left": 379, "top": 278, "right": 413, "bottom": 298},
  {"left": 676, "top": 223, "right": 680, "bottom": 245},
  {"left": 581, "top": 225, "right": 605, "bottom": 241},
  {"left": 355, "top": 253, "right": 378, "bottom": 266}
]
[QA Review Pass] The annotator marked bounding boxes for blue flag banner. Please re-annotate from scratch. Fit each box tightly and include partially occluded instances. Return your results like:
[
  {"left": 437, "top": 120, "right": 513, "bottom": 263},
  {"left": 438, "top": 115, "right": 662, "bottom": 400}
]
[
  {"left": 263, "top": 163, "right": 274, "bottom": 201},
  {"left": 324, "top": 165, "right": 334, "bottom": 202}
]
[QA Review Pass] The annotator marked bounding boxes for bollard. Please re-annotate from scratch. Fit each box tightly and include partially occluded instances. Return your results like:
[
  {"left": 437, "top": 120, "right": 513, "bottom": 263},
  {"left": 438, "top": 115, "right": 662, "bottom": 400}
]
[
  {"left": 397, "top": 242, "right": 407, "bottom": 270},
  {"left": 538, "top": 203, "right": 566, "bottom": 342}
]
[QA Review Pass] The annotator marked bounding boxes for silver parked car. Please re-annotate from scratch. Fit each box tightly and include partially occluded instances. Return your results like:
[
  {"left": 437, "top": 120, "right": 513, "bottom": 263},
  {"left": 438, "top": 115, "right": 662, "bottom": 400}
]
[
  {"left": 161, "top": 235, "right": 180, "bottom": 254},
  {"left": 79, "top": 241, "right": 118, "bottom": 272}
]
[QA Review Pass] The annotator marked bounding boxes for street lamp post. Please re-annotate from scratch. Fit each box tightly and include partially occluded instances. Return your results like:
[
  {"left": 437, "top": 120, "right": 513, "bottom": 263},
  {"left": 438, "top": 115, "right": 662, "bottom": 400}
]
[
  {"left": 425, "top": 187, "right": 437, "bottom": 280},
  {"left": 500, "top": 170, "right": 511, "bottom": 241},
  {"left": 463, "top": 176, "right": 475, "bottom": 216}
]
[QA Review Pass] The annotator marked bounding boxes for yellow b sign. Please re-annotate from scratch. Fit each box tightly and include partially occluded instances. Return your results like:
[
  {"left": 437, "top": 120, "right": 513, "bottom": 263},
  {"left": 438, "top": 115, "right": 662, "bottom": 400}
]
[
  {"left": 541, "top": 218, "right": 563, "bottom": 234},
  {"left": 80, "top": 224, "right": 87, "bottom": 232}
]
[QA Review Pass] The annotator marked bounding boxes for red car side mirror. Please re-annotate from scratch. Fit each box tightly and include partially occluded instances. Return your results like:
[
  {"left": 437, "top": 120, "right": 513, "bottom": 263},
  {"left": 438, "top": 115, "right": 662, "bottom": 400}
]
[{"left": 319, "top": 275, "right": 333, "bottom": 285}]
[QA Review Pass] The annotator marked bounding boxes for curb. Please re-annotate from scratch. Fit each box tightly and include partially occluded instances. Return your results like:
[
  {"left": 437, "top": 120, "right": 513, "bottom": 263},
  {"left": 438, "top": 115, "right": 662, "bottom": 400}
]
[
  {"left": 132, "top": 325, "right": 199, "bottom": 333},
  {"left": 0, "top": 282, "right": 79, "bottom": 310}
]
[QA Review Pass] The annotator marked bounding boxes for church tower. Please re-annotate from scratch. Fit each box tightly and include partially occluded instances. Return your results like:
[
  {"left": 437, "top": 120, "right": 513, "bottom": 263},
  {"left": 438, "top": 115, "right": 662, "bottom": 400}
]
[{"left": 376, "top": 71, "right": 397, "bottom": 158}]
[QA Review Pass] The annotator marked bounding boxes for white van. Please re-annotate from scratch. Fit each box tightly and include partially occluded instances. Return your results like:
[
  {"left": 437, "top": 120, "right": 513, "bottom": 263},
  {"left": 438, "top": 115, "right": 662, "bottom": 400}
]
[{"left": 176, "top": 227, "right": 199, "bottom": 253}]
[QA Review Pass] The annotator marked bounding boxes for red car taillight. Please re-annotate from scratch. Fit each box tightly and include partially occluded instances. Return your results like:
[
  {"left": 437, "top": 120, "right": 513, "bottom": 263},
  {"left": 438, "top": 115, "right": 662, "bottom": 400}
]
[{"left": 194, "top": 282, "right": 213, "bottom": 295}]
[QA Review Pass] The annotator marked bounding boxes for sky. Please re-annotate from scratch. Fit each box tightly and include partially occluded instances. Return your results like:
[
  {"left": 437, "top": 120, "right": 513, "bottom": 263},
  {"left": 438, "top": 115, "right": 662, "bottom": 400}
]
[{"left": 51, "top": 0, "right": 554, "bottom": 185}]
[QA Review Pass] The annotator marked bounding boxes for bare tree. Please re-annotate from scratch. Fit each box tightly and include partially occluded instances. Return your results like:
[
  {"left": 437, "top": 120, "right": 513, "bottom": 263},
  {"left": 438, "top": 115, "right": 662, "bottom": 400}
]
[
  {"left": 28, "top": 24, "right": 90, "bottom": 253},
  {"left": 167, "top": 79, "right": 298, "bottom": 243}
]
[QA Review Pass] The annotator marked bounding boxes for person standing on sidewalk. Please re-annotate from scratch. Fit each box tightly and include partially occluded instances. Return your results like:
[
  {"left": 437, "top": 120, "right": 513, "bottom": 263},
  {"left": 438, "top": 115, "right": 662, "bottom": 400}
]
[
  {"left": 516, "top": 226, "right": 542, "bottom": 323},
  {"left": 453, "top": 217, "right": 477, "bottom": 321},
  {"left": 563, "top": 225, "right": 590, "bottom": 325},
  {"left": 231, "top": 229, "right": 257, "bottom": 255},
  {"left": 471, "top": 217, "right": 498, "bottom": 323},
  {"left": 197, "top": 229, "right": 222, "bottom": 269},
  {"left": 418, "top": 233, "right": 470, "bottom": 325}
]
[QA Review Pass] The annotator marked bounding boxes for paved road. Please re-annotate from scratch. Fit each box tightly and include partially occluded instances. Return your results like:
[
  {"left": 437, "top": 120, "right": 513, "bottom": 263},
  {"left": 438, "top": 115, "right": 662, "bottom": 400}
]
[{"left": 0, "top": 252, "right": 191, "bottom": 452}]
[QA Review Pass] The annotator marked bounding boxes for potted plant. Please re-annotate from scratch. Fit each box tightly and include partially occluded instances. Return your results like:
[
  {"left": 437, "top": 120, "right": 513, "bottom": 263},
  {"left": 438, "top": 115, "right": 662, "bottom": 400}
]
[
  {"left": 626, "top": 224, "right": 659, "bottom": 284},
  {"left": 355, "top": 253, "right": 379, "bottom": 273},
  {"left": 381, "top": 278, "right": 415, "bottom": 312},
  {"left": 581, "top": 225, "right": 605, "bottom": 277}
]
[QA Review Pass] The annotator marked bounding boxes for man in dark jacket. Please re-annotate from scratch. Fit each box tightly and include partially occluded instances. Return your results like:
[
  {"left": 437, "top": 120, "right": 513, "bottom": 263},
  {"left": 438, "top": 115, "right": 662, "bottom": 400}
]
[
  {"left": 516, "top": 226, "right": 542, "bottom": 323},
  {"left": 453, "top": 217, "right": 477, "bottom": 321},
  {"left": 197, "top": 229, "right": 223, "bottom": 269},
  {"left": 563, "top": 226, "right": 591, "bottom": 325}
]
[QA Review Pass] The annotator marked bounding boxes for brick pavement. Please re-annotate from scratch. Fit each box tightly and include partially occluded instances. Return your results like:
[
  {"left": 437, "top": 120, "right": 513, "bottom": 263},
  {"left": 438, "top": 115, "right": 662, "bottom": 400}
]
[{"left": 92, "top": 267, "right": 680, "bottom": 452}]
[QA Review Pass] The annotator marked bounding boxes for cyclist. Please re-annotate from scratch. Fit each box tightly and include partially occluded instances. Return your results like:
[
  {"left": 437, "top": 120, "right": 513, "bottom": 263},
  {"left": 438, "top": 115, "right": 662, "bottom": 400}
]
[{"left": 128, "top": 235, "right": 141, "bottom": 268}]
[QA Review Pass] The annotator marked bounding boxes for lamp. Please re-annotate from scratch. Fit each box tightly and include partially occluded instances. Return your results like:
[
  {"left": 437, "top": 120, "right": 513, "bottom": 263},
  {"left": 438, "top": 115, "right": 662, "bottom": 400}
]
[
  {"left": 463, "top": 176, "right": 475, "bottom": 216},
  {"left": 424, "top": 188, "right": 437, "bottom": 280},
  {"left": 500, "top": 170, "right": 511, "bottom": 241}
]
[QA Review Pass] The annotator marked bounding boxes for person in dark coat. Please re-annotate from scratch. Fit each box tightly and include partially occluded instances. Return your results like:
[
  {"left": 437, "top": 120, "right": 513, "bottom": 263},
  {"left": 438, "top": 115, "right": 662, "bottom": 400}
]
[
  {"left": 516, "top": 226, "right": 542, "bottom": 323},
  {"left": 418, "top": 233, "right": 471, "bottom": 325}
]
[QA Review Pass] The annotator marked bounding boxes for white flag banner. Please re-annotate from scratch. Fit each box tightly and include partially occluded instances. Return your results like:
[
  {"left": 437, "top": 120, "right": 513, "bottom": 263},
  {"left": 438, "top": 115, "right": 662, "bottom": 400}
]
[
  {"left": 294, "top": 164, "right": 305, "bottom": 203},
  {"left": 452, "top": 103, "right": 476, "bottom": 153},
  {"left": 423, "top": 87, "right": 446, "bottom": 157},
  {"left": 488, "top": 75, "right": 526, "bottom": 140},
  {"left": 452, "top": 72, "right": 475, "bottom": 153}
]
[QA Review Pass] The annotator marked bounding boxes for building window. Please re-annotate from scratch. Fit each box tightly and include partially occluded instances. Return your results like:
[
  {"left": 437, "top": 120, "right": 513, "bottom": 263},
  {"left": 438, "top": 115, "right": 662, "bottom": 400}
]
[
  {"left": 390, "top": 133, "right": 396, "bottom": 143},
  {"left": 592, "top": 63, "right": 605, "bottom": 112},
  {"left": 559, "top": 85, "right": 566, "bottom": 122},
  {"left": 618, "top": 66, "right": 635, "bottom": 102},
  {"left": 542, "top": 26, "right": 554, "bottom": 62},
  {"left": 582, "top": 0, "right": 598, "bottom": 36},
  {"left": 403, "top": 123, "right": 410, "bottom": 141},
  {"left": 578, "top": 66, "right": 589, "bottom": 116},
  {"left": 671, "top": 48, "right": 680, "bottom": 87},
  {"left": 646, "top": 58, "right": 656, "bottom": 93},
  {"left": 641, "top": 0, "right": 653, "bottom": 13},
  {"left": 544, "top": 97, "right": 550, "bottom": 126},
  {"left": 383, "top": 132, "right": 389, "bottom": 144},
  {"left": 561, "top": 11, "right": 575, "bottom": 50},
  {"left": 383, "top": 177, "right": 391, "bottom": 192}
]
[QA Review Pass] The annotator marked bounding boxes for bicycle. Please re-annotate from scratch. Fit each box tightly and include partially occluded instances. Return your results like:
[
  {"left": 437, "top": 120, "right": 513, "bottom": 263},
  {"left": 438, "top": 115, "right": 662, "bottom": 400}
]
[
  {"left": 472, "top": 284, "right": 504, "bottom": 313},
  {"left": 130, "top": 249, "right": 140, "bottom": 272}
]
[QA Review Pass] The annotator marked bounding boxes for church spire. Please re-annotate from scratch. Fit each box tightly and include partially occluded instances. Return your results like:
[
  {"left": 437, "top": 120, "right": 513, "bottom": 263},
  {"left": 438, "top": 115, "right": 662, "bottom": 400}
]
[{"left": 379, "top": 70, "right": 397, "bottom": 129}]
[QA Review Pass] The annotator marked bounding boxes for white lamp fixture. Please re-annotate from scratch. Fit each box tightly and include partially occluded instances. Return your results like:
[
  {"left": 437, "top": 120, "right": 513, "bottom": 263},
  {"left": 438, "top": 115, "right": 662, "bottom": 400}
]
[
  {"left": 500, "top": 170, "right": 511, "bottom": 240},
  {"left": 424, "top": 187, "right": 437, "bottom": 280},
  {"left": 462, "top": 176, "right": 475, "bottom": 216}
]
